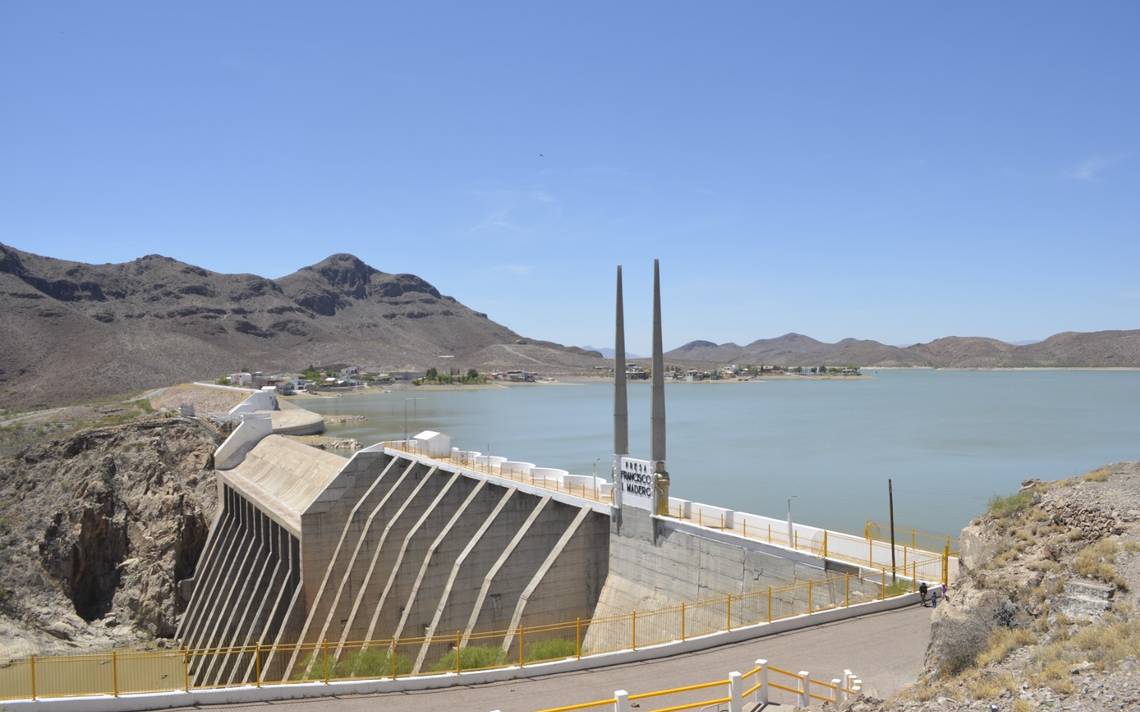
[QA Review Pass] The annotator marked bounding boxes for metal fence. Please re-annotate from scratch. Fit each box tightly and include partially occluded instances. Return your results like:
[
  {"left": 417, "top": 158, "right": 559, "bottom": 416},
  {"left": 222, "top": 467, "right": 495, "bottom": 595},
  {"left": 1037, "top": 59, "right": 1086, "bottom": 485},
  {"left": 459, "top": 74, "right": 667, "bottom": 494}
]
[{"left": 0, "top": 566, "right": 925, "bottom": 703}]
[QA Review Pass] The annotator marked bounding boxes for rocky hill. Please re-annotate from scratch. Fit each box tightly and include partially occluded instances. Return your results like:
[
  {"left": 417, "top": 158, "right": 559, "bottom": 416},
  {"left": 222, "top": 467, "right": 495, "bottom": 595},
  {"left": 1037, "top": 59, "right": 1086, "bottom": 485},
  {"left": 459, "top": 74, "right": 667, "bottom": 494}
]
[
  {"left": 0, "top": 244, "right": 602, "bottom": 408},
  {"left": 844, "top": 462, "right": 1140, "bottom": 712},
  {"left": 667, "top": 330, "right": 1140, "bottom": 368},
  {"left": 0, "top": 417, "right": 220, "bottom": 657}
]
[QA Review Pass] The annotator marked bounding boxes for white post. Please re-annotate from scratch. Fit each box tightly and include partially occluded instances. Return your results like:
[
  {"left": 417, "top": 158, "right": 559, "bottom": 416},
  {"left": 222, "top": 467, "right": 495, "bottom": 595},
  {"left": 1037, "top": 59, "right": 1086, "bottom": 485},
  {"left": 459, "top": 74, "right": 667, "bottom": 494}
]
[
  {"left": 841, "top": 669, "right": 853, "bottom": 702},
  {"left": 755, "top": 659, "right": 768, "bottom": 705},
  {"left": 851, "top": 678, "right": 863, "bottom": 697},
  {"left": 798, "top": 670, "right": 810, "bottom": 707},
  {"left": 728, "top": 671, "right": 743, "bottom": 712},
  {"left": 831, "top": 678, "right": 841, "bottom": 703},
  {"left": 614, "top": 689, "right": 630, "bottom": 712}
]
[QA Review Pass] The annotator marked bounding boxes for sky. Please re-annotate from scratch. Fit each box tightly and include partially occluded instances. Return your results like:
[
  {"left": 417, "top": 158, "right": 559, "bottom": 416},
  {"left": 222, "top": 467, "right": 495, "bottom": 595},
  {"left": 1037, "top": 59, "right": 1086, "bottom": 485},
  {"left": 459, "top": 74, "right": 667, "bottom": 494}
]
[{"left": 1, "top": 2, "right": 1138, "bottom": 353}]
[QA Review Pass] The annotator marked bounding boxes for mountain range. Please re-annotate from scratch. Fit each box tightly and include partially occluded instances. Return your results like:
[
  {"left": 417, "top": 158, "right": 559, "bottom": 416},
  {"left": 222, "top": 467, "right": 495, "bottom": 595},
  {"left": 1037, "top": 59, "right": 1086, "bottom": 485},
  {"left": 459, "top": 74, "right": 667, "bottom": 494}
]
[
  {"left": 0, "top": 244, "right": 601, "bottom": 408},
  {"left": 3, "top": 243, "right": 1137, "bottom": 409},
  {"left": 666, "top": 331, "right": 1140, "bottom": 369}
]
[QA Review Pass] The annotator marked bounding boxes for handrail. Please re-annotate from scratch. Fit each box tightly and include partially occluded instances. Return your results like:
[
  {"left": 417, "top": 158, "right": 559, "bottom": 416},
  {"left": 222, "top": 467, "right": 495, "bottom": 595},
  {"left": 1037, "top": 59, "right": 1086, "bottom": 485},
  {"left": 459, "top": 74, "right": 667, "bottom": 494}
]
[
  {"left": 538, "top": 698, "right": 618, "bottom": 712},
  {"left": 653, "top": 695, "right": 731, "bottom": 712},
  {"left": 768, "top": 681, "right": 801, "bottom": 694},
  {"left": 628, "top": 678, "right": 728, "bottom": 700}
]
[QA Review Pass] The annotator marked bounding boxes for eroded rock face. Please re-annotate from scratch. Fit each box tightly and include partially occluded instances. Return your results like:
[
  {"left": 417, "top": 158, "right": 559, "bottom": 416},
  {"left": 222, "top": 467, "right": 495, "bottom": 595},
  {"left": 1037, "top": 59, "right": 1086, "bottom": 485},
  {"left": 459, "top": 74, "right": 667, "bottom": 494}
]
[{"left": 0, "top": 418, "right": 219, "bottom": 653}]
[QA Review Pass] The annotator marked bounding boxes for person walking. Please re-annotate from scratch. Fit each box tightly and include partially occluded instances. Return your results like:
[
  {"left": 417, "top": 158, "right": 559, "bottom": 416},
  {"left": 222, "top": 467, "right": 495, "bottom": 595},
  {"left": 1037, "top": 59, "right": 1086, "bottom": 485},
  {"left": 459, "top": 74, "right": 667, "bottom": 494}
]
[{"left": 918, "top": 581, "right": 928, "bottom": 606}]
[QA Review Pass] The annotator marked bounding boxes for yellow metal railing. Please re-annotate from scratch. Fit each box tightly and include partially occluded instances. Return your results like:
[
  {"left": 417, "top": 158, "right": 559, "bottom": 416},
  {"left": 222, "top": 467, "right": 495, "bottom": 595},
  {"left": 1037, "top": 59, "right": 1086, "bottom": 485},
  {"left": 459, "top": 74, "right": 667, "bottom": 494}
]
[
  {"left": 540, "top": 658, "right": 864, "bottom": 711},
  {"left": 865, "top": 520, "right": 958, "bottom": 556},
  {"left": 0, "top": 566, "right": 912, "bottom": 702}
]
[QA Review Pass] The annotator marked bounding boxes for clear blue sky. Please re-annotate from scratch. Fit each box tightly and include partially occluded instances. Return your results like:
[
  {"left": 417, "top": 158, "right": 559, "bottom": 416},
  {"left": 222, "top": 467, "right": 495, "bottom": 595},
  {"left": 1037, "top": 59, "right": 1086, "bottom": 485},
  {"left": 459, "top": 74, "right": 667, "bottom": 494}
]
[{"left": 2, "top": 2, "right": 1137, "bottom": 353}]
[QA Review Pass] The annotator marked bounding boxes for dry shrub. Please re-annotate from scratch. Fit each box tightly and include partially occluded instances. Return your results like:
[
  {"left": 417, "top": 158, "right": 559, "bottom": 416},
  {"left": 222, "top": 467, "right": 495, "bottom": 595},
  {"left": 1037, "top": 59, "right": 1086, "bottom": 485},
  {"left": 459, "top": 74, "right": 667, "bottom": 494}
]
[
  {"left": 1013, "top": 700, "right": 1033, "bottom": 712},
  {"left": 966, "top": 671, "right": 1018, "bottom": 700},
  {"left": 1074, "top": 539, "right": 1125, "bottom": 588},
  {"left": 976, "top": 627, "right": 1035, "bottom": 667},
  {"left": 1027, "top": 613, "right": 1140, "bottom": 694},
  {"left": 1084, "top": 467, "right": 1111, "bottom": 483}
]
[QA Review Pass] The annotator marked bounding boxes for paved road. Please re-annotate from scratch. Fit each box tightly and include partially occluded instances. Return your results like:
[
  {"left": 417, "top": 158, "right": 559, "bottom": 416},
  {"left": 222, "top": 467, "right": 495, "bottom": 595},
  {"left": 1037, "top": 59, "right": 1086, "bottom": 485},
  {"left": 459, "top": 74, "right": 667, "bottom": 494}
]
[{"left": 181, "top": 606, "right": 931, "bottom": 712}]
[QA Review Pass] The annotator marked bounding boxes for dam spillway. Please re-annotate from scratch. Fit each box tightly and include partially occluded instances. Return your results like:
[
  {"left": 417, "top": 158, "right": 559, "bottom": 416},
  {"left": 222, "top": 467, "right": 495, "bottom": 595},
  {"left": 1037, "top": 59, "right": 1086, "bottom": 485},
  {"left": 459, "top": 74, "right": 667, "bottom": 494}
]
[{"left": 177, "top": 435, "right": 612, "bottom": 685}]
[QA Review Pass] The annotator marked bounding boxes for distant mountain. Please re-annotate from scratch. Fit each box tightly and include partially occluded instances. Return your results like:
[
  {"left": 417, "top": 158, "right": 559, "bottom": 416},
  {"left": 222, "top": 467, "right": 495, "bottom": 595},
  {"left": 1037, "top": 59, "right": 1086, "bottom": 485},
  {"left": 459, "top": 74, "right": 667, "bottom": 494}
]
[
  {"left": 0, "top": 245, "right": 602, "bottom": 408},
  {"left": 666, "top": 331, "right": 1140, "bottom": 368},
  {"left": 580, "top": 346, "right": 644, "bottom": 360}
]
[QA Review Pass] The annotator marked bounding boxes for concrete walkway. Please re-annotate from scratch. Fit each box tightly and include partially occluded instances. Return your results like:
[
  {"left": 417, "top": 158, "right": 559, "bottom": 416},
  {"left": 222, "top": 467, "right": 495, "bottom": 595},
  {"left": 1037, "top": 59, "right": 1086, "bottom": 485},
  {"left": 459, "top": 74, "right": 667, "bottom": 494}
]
[{"left": 176, "top": 606, "right": 931, "bottom": 712}]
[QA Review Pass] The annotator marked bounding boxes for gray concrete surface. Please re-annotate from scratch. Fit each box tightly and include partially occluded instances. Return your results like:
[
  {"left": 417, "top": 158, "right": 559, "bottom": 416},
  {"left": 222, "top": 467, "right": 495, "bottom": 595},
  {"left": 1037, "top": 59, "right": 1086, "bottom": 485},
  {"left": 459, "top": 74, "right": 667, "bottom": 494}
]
[{"left": 176, "top": 605, "right": 931, "bottom": 712}]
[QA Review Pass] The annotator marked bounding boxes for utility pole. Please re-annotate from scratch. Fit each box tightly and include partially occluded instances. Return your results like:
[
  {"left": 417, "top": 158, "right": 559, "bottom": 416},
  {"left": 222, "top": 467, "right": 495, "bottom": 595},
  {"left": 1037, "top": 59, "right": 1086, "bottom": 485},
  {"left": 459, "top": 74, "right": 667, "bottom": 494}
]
[
  {"left": 403, "top": 397, "right": 422, "bottom": 445},
  {"left": 889, "top": 478, "right": 897, "bottom": 584}
]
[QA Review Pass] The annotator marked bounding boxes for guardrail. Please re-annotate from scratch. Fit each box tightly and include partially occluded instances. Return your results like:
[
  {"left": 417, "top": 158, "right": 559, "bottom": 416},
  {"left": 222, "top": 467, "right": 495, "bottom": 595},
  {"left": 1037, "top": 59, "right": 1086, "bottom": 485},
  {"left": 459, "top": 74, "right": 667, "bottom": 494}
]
[
  {"left": 536, "top": 658, "right": 864, "bottom": 711},
  {"left": 0, "top": 567, "right": 917, "bottom": 703}
]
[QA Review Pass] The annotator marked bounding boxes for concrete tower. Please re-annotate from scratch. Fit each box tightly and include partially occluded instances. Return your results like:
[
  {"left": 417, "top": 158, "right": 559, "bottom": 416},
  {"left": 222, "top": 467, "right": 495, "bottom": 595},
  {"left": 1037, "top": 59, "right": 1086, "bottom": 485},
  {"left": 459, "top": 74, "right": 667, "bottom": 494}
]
[
  {"left": 613, "top": 265, "right": 628, "bottom": 509},
  {"left": 650, "top": 259, "right": 670, "bottom": 514}
]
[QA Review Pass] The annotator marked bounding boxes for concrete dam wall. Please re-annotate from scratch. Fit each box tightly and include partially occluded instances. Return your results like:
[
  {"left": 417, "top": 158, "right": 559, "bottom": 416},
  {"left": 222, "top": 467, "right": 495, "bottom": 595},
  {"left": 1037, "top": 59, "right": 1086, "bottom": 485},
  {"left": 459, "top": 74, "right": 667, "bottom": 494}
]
[{"left": 178, "top": 438, "right": 609, "bottom": 686}]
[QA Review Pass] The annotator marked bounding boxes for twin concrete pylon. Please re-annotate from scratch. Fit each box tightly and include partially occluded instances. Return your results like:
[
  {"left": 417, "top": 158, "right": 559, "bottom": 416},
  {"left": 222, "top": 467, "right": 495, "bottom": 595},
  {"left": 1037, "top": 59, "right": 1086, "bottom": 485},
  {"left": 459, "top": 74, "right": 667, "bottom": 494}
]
[{"left": 612, "top": 259, "right": 669, "bottom": 516}]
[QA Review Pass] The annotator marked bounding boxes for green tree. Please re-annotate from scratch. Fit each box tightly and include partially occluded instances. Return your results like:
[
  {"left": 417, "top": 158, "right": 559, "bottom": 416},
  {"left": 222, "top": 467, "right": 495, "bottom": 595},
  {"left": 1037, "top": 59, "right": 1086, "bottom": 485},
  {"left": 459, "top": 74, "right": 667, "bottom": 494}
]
[
  {"left": 426, "top": 367, "right": 438, "bottom": 380},
  {"left": 466, "top": 368, "right": 479, "bottom": 381}
]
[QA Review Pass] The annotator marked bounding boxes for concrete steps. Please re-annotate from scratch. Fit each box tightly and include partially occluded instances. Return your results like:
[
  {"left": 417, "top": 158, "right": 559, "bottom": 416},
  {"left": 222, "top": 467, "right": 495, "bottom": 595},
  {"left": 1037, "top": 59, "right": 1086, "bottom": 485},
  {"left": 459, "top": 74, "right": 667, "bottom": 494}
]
[{"left": 1060, "top": 578, "right": 1114, "bottom": 620}]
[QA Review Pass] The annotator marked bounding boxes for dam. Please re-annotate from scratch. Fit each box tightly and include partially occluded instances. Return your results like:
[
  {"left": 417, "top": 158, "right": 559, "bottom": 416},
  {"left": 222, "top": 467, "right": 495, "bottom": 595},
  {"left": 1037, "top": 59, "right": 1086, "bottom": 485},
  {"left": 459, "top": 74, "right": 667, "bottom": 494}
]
[
  {"left": 2, "top": 261, "right": 952, "bottom": 705},
  {"left": 175, "top": 260, "right": 947, "bottom": 688}
]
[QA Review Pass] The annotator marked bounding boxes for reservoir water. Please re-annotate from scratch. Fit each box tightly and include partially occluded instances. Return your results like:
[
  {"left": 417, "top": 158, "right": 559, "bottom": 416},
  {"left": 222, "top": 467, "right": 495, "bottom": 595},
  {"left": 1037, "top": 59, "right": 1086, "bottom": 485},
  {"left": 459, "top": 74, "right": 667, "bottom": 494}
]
[{"left": 299, "top": 369, "right": 1140, "bottom": 538}]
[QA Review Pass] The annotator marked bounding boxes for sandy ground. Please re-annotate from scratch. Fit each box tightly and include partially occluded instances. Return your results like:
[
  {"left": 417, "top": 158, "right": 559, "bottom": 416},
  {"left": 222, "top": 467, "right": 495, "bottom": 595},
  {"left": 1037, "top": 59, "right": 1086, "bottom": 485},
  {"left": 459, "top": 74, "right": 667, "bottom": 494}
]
[{"left": 148, "top": 383, "right": 254, "bottom": 414}]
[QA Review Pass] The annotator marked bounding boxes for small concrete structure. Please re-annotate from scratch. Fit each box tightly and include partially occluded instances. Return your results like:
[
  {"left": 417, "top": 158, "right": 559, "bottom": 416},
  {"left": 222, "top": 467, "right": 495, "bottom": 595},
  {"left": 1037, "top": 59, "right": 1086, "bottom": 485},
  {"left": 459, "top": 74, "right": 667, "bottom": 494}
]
[{"left": 413, "top": 430, "right": 451, "bottom": 457}]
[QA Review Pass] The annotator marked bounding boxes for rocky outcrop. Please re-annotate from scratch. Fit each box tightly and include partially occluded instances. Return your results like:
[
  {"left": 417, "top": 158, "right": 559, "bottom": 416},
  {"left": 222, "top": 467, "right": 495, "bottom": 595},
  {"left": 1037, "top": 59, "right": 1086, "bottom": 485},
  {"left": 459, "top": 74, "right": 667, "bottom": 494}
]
[
  {"left": 837, "top": 461, "right": 1140, "bottom": 711},
  {"left": 0, "top": 418, "right": 219, "bottom": 656}
]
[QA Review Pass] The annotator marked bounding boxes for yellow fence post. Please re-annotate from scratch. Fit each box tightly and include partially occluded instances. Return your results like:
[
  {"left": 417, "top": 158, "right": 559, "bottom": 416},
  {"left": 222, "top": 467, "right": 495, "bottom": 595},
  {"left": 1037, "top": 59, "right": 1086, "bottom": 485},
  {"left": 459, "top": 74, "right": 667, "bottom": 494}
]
[
  {"left": 112, "top": 651, "right": 119, "bottom": 697},
  {"left": 880, "top": 568, "right": 886, "bottom": 600},
  {"left": 519, "top": 625, "right": 525, "bottom": 667},
  {"left": 631, "top": 611, "right": 637, "bottom": 650},
  {"left": 255, "top": 644, "right": 262, "bottom": 687},
  {"left": 29, "top": 655, "right": 36, "bottom": 700},
  {"left": 575, "top": 617, "right": 582, "bottom": 660},
  {"left": 794, "top": 530, "right": 799, "bottom": 549},
  {"left": 183, "top": 651, "right": 191, "bottom": 692},
  {"left": 767, "top": 586, "right": 773, "bottom": 623},
  {"left": 680, "top": 602, "right": 686, "bottom": 641},
  {"left": 455, "top": 629, "right": 462, "bottom": 674},
  {"left": 868, "top": 537, "right": 873, "bottom": 565},
  {"left": 823, "top": 530, "right": 829, "bottom": 558},
  {"left": 743, "top": 519, "right": 747, "bottom": 538},
  {"left": 912, "top": 561, "right": 917, "bottom": 592},
  {"left": 726, "top": 594, "right": 732, "bottom": 631},
  {"left": 323, "top": 641, "right": 330, "bottom": 683},
  {"left": 844, "top": 573, "right": 850, "bottom": 607},
  {"left": 808, "top": 580, "right": 813, "bottom": 614}
]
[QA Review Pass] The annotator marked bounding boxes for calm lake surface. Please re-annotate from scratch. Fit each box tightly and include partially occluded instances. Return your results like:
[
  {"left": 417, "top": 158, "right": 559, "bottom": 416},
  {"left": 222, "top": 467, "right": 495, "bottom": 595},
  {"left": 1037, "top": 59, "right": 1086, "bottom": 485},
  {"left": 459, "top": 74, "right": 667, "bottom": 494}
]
[{"left": 300, "top": 370, "right": 1140, "bottom": 537}]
